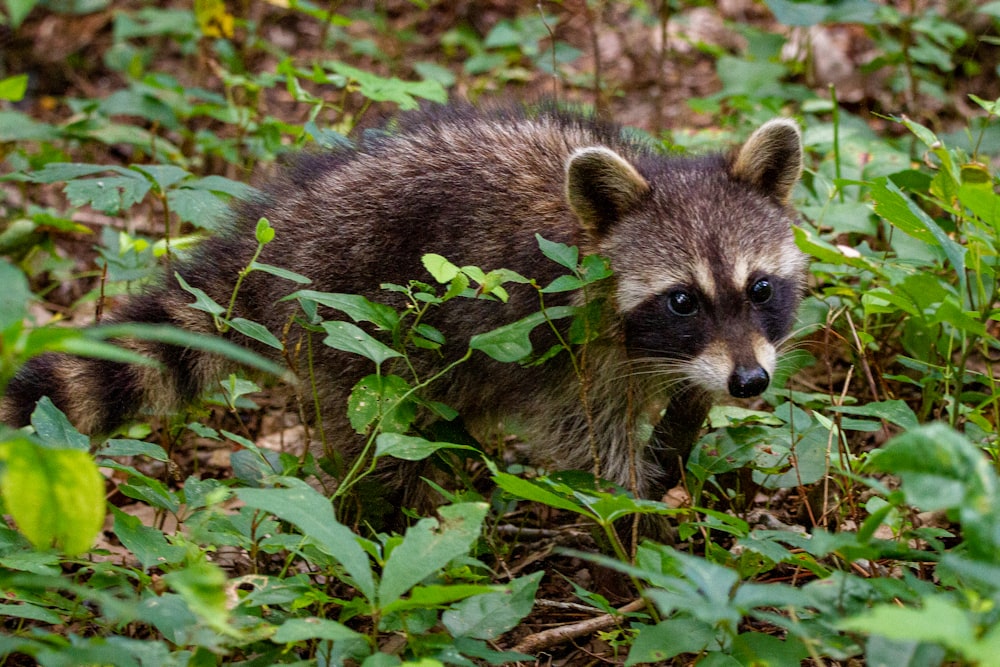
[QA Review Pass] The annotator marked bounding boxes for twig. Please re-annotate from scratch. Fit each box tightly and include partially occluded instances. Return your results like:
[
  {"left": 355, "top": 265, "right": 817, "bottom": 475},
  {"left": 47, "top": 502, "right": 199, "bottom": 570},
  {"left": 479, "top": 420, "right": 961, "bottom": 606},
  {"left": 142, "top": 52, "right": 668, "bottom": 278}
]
[{"left": 510, "top": 598, "right": 647, "bottom": 656}]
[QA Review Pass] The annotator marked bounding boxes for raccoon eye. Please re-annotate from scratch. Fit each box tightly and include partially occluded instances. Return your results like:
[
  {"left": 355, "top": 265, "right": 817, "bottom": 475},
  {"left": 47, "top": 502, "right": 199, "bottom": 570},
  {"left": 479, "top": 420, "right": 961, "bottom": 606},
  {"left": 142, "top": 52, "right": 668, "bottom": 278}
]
[
  {"left": 749, "top": 278, "right": 773, "bottom": 305},
  {"left": 666, "top": 290, "right": 698, "bottom": 316}
]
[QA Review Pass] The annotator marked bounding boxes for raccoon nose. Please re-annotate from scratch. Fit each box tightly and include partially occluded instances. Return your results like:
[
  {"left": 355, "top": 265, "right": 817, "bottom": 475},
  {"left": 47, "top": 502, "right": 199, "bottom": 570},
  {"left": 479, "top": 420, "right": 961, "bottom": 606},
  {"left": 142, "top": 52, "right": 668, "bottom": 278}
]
[{"left": 728, "top": 366, "right": 770, "bottom": 398}]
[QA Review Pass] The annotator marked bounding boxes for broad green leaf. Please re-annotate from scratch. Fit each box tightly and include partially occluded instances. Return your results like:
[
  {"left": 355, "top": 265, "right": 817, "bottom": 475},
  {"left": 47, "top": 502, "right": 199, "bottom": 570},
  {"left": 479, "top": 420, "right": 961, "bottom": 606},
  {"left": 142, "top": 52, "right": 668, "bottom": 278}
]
[
  {"left": 866, "top": 423, "right": 995, "bottom": 511},
  {"left": 167, "top": 187, "right": 228, "bottom": 228},
  {"left": 4, "top": 0, "right": 40, "bottom": 29},
  {"left": 762, "top": 0, "right": 880, "bottom": 26},
  {"left": 0, "top": 260, "right": 30, "bottom": 329},
  {"left": 175, "top": 272, "right": 225, "bottom": 315},
  {"left": 236, "top": 481, "right": 376, "bottom": 603},
  {"left": 870, "top": 178, "right": 967, "bottom": 289},
  {"left": 493, "top": 471, "right": 590, "bottom": 515},
  {"left": 29, "top": 162, "right": 131, "bottom": 183},
  {"left": 95, "top": 439, "right": 169, "bottom": 461},
  {"left": 111, "top": 506, "right": 186, "bottom": 570},
  {"left": 827, "top": 400, "right": 918, "bottom": 431},
  {"left": 0, "top": 74, "right": 28, "bottom": 102},
  {"left": 839, "top": 596, "right": 975, "bottom": 652},
  {"left": 379, "top": 583, "right": 498, "bottom": 616},
  {"left": 732, "top": 632, "right": 809, "bottom": 666},
  {"left": 0, "top": 438, "right": 105, "bottom": 555},
  {"left": 536, "top": 234, "right": 578, "bottom": 270},
  {"left": 348, "top": 374, "right": 416, "bottom": 434},
  {"left": 626, "top": 618, "right": 719, "bottom": 666},
  {"left": 422, "top": 253, "right": 460, "bottom": 283},
  {"left": 378, "top": 502, "right": 488, "bottom": 607},
  {"left": 64, "top": 174, "right": 152, "bottom": 214},
  {"left": 161, "top": 560, "right": 231, "bottom": 633},
  {"left": 540, "top": 274, "right": 585, "bottom": 293},
  {"left": 0, "top": 110, "right": 59, "bottom": 141},
  {"left": 131, "top": 164, "right": 190, "bottom": 191},
  {"left": 0, "top": 602, "right": 62, "bottom": 625},
  {"left": 271, "top": 617, "right": 366, "bottom": 643},
  {"left": 442, "top": 571, "right": 542, "bottom": 640},
  {"left": 291, "top": 291, "right": 397, "bottom": 329},
  {"left": 321, "top": 321, "right": 401, "bottom": 366},
  {"left": 375, "top": 432, "right": 478, "bottom": 461},
  {"left": 327, "top": 61, "right": 446, "bottom": 109},
  {"left": 469, "top": 306, "right": 576, "bottom": 363},
  {"left": 30, "top": 397, "right": 89, "bottom": 451}
]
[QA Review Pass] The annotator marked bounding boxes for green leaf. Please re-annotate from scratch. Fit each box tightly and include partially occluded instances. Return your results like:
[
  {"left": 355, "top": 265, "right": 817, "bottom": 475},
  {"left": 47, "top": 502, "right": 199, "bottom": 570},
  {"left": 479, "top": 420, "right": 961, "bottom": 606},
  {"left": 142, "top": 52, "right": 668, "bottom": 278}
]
[
  {"left": 327, "top": 61, "right": 447, "bottom": 109},
  {"left": 250, "top": 261, "right": 311, "bottom": 284},
  {"left": 132, "top": 164, "right": 191, "bottom": 191},
  {"left": 30, "top": 397, "right": 90, "bottom": 451},
  {"left": 226, "top": 317, "right": 283, "bottom": 350},
  {"left": 626, "top": 618, "right": 719, "bottom": 665},
  {"left": 271, "top": 617, "right": 366, "bottom": 643},
  {"left": 0, "top": 110, "right": 59, "bottom": 142},
  {"left": 0, "top": 74, "right": 28, "bottom": 102},
  {"left": 347, "top": 374, "right": 416, "bottom": 434},
  {"left": 0, "top": 260, "right": 30, "bottom": 329},
  {"left": 291, "top": 291, "right": 398, "bottom": 329},
  {"left": 866, "top": 423, "right": 995, "bottom": 513},
  {"left": 536, "top": 234, "right": 578, "bottom": 270},
  {"left": 493, "top": 471, "right": 590, "bottom": 515},
  {"left": 422, "top": 253, "right": 460, "bottom": 283},
  {"left": 375, "top": 432, "right": 478, "bottom": 461},
  {"left": 321, "top": 321, "right": 401, "bottom": 366},
  {"left": 839, "top": 596, "right": 976, "bottom": 653},
  {"left": 111, "top": 506, "right": 186, "bottom": 570},
  {"left": 161, "top": 560, "right": 231, "bottom": 633},
  {"left": 167, "top": 187, "right": 228, "bottom": 229},
  {"left": 442, "top": 571, "right": 542, "bottom": 640},
  {"left": 95, "top": 439, "right": 170, "bottom": 461},
  {"left": 826, "top": 399, "right": 919, "bottom": 431},
  {"left": 236, "top": 481, "right": 376, "bottom": 603},
  {"left": 732, "top": 632, "right": 809, "bottom": 666},
  {"left": 175, "top": 271, "right": 225, "bottom": 316},
  {"left": 762, "top": 0, "right": 880, "bottom": 26},
  {"left": 540, "top": 274, "right": 585, "bottom": 293},
  {"left": 469, "top": 306, "right": 576, "bottom": 363},
  {"left": 64, "top": 174, "right": 153, "bottom": 215},
  {"left": 4, "top": 0, "right": 40, "bottom": 28},
  {"left": 255, "top": 217, "right": 275, "bottom": 244},
  {"left": 380, "top": 583, "right": 499, "bottom": 616},
  {"left": 378, "top": 502, "right": 488, "bottom": 607},
  {"left": 870, "top": 178, "right": 967, "bottom": 290},
  {"left": 88, "top": 323, "right": 289, "bottom": 379},
  {"left": 0, "top": 437, "right": 105, "bottom": 555}
]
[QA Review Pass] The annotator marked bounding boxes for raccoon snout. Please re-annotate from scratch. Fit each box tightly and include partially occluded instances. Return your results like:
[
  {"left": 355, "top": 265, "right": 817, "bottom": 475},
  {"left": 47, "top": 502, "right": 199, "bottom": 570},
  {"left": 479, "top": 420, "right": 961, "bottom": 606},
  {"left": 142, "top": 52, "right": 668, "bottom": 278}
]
[{"left": 728, "top": 366, "right": 770, "bottom": 398}]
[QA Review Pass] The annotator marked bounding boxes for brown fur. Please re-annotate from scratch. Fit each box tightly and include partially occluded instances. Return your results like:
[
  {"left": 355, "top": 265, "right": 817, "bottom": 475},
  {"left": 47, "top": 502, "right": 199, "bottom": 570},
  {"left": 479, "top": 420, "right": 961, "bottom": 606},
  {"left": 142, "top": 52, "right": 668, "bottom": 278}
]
[{"left": 1, "top": 105, "right": 806, "bottom": 511}]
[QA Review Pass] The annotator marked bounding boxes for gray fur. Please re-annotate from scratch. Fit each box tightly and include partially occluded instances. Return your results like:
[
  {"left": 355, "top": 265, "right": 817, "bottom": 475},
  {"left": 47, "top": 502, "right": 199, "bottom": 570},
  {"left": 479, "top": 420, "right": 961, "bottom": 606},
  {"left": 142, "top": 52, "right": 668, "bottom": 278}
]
[{"left": 1, "top": 105, "right": 807, "bottom": 513}]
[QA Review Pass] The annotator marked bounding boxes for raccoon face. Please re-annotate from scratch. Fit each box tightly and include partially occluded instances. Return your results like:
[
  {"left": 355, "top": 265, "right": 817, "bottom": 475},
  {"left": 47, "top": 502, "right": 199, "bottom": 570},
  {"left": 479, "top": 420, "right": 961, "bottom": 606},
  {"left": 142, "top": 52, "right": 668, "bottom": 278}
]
[
  {"left": 565, "top": 118, "right": 806, "bottom": 399},
  {"left": 620, "top": 266, "right": 802, "bottom": 398}
]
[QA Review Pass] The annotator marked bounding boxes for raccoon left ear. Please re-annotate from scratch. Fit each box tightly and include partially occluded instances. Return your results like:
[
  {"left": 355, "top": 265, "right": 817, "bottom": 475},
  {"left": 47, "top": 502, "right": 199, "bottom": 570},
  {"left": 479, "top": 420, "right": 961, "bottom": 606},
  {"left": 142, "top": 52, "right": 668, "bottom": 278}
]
[
  {"left": 566, "top": 147, "right": 650, "bottom": 234},
  {"left": 730, "top": 118, "right": 803, "bottom": 205}
]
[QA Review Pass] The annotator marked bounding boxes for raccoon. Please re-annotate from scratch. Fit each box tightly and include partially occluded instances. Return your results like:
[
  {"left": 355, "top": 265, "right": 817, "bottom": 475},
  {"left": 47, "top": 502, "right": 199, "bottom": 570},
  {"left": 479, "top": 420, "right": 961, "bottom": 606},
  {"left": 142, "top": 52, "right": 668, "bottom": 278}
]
[{"left": 0, "top": 105, "right": 806, "bottom": 509}]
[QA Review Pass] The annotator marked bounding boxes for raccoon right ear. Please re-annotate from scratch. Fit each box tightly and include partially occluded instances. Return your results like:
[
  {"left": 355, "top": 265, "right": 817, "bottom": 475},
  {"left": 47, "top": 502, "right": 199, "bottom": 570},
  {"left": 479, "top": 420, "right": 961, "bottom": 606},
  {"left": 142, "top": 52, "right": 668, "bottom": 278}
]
[
  {"left": 566, "top": 147, "right": 650, "bottom": 234},
  {"left": 730, "top": 118, "right": 803, "bottom": 205}
]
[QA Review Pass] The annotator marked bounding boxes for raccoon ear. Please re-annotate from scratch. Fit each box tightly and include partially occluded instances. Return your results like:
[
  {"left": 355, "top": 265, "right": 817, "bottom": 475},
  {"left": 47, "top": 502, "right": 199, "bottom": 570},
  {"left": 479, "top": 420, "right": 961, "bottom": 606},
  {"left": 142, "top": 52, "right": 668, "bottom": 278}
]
[
  {"left": 566, "top": 147, "right": 650, "bottom": 234},
  {"left": 730, "top": 118, "right": 802, "bottom": 205}
]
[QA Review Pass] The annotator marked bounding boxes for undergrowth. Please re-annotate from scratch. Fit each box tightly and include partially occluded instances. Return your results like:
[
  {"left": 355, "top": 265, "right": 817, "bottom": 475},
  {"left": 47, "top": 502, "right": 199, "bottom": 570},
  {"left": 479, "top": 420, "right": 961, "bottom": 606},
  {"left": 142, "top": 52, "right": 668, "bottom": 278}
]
[{"left": 0, "top": 1, "right": 999, "bottom": 665}]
